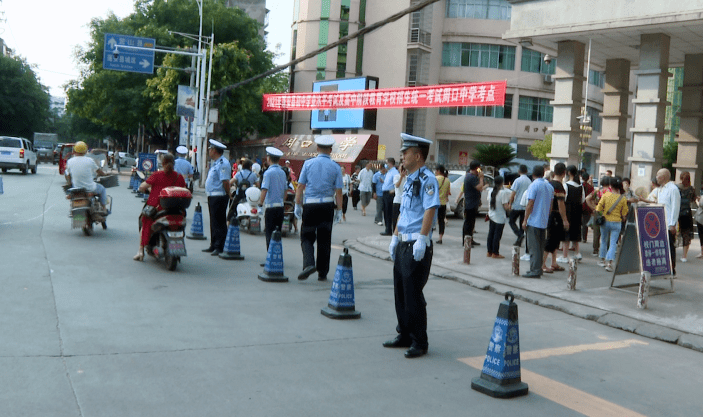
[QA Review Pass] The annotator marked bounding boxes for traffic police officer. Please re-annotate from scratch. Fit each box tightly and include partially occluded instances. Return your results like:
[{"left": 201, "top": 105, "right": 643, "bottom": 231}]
[
  {"left": 203, "top": 139, "right": 231, "bottom": 256},
  {"left": 294, "top": 135, "right": 343, "bottom": 281},
  {"left": 259, "top": 146, "right": 288, "bottom": 251},
  {"left": 384, "top": 133, "right": 439, "bottom": 359},
  {"left": 174, "top": 145, "right": 194, "bottom": 187}
]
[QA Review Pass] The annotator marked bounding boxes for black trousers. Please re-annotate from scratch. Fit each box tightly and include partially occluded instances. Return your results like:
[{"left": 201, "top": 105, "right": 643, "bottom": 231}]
[
  {"left": 668, "top": 229, "right": 676, "bottom": 275},
  {"left": 383, "top": 192, "right": 394, "bottom": 234},
  {"left": 508, "top": 209, "right": 525, "bottom": 238},
  {"left": 487, "top": 220, "right": 505, "bottom": 255},
  {"left": 264, "top": 206, "right": 285, "bottom": 251},
  {"left": 393, "top": 241, "right": 433, "bottom": 349},
  {"left": 301, "top": 203, "right": 335, "bottom": 277},
  {"left": 352, "top": 189, "right": 360, "bottom": 208},
  {"left": 208, "top": 195, "right": 229, "bottom": 251},
  {"left": 462, "top": 206, "right": 479, "bottom": 242},
  {"left": 437, "top": 205, "right": 447, "bottom": 236}
]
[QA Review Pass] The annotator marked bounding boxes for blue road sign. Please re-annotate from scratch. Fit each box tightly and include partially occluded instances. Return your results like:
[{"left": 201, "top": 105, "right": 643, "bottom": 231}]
[{"left": 103, "top": 33, "right": 155, "bottom": 74}]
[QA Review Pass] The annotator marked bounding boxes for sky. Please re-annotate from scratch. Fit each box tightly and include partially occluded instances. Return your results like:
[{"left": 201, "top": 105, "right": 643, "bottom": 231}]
[{"left": 0, "top": 0, "right": 293, "bottom": 97}]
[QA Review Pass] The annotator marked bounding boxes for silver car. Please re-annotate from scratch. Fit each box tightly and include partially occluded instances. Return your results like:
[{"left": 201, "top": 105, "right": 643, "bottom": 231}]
[
  {"left": 448, "top": 170, "right": 494, "bottom": 216},
  {"left": 118, "top": 152, "right": 137, "bottom": 167}
]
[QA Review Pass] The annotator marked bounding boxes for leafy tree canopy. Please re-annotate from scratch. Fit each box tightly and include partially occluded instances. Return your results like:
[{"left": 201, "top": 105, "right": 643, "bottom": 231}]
[
  {"left": 663, "top": 139, "right": 678, "bottom": 172},
  {"left": 471, "top": 143, "right": 517, "bottom": 169},
  {"left": 0, "top": 55, "right": 51, "bottom": 138},
  {"left": 528, "top": 134, "right": 552, "bottom": 162}
]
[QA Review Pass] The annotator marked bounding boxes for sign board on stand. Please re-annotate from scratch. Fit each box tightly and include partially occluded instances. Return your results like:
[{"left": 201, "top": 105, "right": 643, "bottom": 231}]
[
  {"left": 138, "top": 153, "right": 158, "bottom": 173},
  {"left": 611, "top": 204, "right": 674, "bottom": 294}
]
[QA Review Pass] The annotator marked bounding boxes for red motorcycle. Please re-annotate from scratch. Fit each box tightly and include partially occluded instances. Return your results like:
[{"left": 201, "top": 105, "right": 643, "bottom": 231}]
[{"left": 145, "top": 187, "right": 192, "bottom": 271}]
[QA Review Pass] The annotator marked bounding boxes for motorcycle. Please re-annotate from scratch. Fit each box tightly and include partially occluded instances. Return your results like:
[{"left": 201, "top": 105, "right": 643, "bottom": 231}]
[
  {"left": 144, "top": 187, "right": 192, "bottom": 271},
  {"left": 281, "top": 187, "right": 296, "bottom": 237},
  {"left": 236, "top": 186, "right": 262, "bottom": 235},
  {"left": 66, "top": 175, "right": 117, "bottom": 236}
]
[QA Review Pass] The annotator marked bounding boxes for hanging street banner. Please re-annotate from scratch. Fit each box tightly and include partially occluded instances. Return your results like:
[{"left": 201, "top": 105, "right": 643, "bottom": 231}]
[
  {"left": 262, "top": 81, "right": 507, "bottom": 112},
  {"left": 177, "top": 85, "right": 197, "bottom": 118}
]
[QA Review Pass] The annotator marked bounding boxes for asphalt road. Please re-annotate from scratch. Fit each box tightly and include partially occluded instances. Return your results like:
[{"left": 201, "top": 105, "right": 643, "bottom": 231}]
[{"left": 0, "top": 165, "right": 701, "bottom": 416}]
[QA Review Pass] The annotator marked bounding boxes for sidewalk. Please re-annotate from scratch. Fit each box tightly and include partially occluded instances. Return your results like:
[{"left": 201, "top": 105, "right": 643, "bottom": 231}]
[{"left": 346, "top": 224, "right": 703, "bottom": 352}]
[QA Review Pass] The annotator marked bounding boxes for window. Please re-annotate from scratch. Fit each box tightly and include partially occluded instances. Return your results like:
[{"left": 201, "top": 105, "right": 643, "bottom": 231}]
[
  {"left": 439, "top": 94, "right": 513, "bottom": 119},
  {"left": 589, "top": 69, "right": 605, "bottom": 88},
  {"left": 518, "top": 96, "right": 553, "bottom": 122},
  {"left": 586, "top": 106, "right": 602, "bottom": 132},
  {"left": 337, "top": 0, "right": 350, "bottom": 78},
  {"left": 446, "top": 0, "right": 511, "bottom": 20},
  {"left": 521, "top": 48, "right": 555, "bottom": 74},
  {"left": 442, "top": 42, "right": 515, "bottom": 70}
]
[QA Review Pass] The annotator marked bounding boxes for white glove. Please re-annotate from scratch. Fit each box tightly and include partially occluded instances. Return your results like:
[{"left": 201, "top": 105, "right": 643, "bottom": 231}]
[
  {"left": 334, "top": 209, "right": 343, "bottom": 224},
  {"left": 294, "top": 204, "right": 302, "bottom": 219},
  {"left": 389, "top": 235, "right": 399, "bottom": 261},
  {"left": 412, "top": 235, "right": 429, "bottom": 261}
]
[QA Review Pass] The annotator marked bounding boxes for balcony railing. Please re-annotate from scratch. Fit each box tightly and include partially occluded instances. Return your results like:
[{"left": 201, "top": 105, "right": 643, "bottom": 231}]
[{"left": 409, "top": 28, "right": 431, "bottom": 46}]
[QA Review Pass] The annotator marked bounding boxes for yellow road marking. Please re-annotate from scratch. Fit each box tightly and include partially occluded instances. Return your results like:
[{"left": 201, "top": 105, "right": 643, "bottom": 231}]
[{"left": 459, "top": 339, "right": 650, "bottom": 417}]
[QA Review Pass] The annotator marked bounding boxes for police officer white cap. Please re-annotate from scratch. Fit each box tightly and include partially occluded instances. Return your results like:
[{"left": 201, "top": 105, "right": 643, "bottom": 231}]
[
  {"left": 400, "top": 133, "right": 432, "bottom": 151},
  {"left": 208, "top": 139, "right": 226, "bottom": 150},
  {"left": 315, "top": 135, "right": 336, "bottom": 147},
  {"left": 266, "top": 146, "right": 284, "bottom": 157},
  {"left": 176, "top": 145, "right": 188, "bottom": 155}
]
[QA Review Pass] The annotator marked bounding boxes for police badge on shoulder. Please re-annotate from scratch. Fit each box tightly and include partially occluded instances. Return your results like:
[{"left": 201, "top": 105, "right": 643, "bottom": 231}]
[{"left": 425, "top": 184, "right": 434, "bottom": 196}]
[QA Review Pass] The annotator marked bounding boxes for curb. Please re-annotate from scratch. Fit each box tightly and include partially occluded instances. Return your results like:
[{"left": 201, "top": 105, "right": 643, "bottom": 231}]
[{"left": 344, "top": 238, "right": 703, "bottom": 353}]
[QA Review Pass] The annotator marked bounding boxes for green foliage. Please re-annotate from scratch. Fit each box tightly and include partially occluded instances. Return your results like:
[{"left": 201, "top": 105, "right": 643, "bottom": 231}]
[
  {"left": 528, "top": 134, "right": 552, "bottom": 162},
  {"left": 471, "top": 143, "right": 517, "bottom": 169},
  {"left": 66, "top": 0, "right": 283, "bottom": 149},
  {"left": 0, "top": 55, "right": 51, "bottom": 138},
  {"left": 663, "top": 139, "right": 678, "bottom": 171}
]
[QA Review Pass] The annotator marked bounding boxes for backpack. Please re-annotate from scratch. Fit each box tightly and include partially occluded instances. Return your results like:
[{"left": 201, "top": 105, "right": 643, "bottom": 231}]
[{"left": 237, "top": 170, "right": 255, "bottom": 197}]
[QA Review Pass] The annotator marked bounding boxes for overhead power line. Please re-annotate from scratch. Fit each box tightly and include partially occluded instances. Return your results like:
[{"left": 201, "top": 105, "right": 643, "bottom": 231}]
[{"left": 216, "top": 0, "right": 441, "bottom": 96}]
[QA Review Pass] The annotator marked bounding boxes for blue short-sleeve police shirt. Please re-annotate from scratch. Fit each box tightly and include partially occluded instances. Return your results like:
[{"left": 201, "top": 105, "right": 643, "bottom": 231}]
[
  {"left": 298, "top": 154, "right": 343, "bottom": 200},
  {"left": 396, "top": 166, "right": 440, "bottom": 236},
  {"left": 261, "top": 164, "right": 287, "bottom": 205}
]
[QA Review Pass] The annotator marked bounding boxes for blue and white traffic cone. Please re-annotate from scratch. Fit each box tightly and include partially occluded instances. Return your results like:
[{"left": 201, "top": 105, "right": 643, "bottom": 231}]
[
  {"left": 219, "top": 218, "right": 245, "bottom": 260},
  {"left": 128, "top": 174, "right": 135, "bottom": 190},
  {"left": 258, "top": 227, "right": 287, "bottom": 282},
  {"left": 471, "top": 292, "right": 528, "bottom": 398},
  {"left": 186, "top": 202, "right": 207, "bottom": 240},
  {"left": 321, "top": 248, "right": 361, "bottom": 319}
]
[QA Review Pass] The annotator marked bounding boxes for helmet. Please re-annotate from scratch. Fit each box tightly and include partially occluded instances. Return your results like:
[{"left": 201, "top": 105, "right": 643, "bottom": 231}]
[
  {"left": 245, "top": 186, "right": 261, "bottom": 204},
  {"left": 74, "top": 141, "right": 88, "bottom": 154}
]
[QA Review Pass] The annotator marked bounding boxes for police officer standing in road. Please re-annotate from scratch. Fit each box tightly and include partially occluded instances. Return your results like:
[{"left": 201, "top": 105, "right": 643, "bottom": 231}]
[
  {"left": 174, "top": 146, "right": 194, "bottom": 189},
  {"left": 259, "top": 146, "right": 288, "bottom": 251},
  {"left": 294, "top": 136, "right": 343, "bottom": 281},
  {"left": 384, "top": 133, "right": 439, "bottom": 359},
  {"left": 202, "top": 139, "right": 231, "bottom": 256}
]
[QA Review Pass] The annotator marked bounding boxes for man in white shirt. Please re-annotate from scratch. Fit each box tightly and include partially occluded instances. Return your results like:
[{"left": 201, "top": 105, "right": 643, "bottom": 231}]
[
  {"left": 656, "top": 168, "right": 681, "bottom": 275},
  {"left": 65, "top": 141, "right": 108, "bottom": 209},
  {"left": 508, "top": 165, "right": 531, "bottom": 246},
  {"left": 358, "top": 162, "right": 374, "bottom": 216}
]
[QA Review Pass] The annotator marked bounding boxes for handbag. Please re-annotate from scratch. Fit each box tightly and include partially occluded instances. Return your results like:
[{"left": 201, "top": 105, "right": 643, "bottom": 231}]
[{"left": 595, "top": 194, "right": 624, "bottom": 226}]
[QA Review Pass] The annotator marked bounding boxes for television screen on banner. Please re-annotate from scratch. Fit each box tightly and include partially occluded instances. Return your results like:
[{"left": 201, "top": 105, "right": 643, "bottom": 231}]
[{"left": 310, "top": 76, "right": 378, "bottom": 130}]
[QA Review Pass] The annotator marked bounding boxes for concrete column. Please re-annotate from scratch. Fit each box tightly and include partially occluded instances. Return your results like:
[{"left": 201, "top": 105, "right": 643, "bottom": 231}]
[
  {"left": 628, "top": 33, "right": 670, "bottom": 192},
  {"left": 596, "top": 59, "right": 631, "bottom": 178},
  {"left": 673, "top": 54, "right": 703, "bottom": 192},
  {"left": 548, "top": 40, "right": 585, "bottom": 168}
]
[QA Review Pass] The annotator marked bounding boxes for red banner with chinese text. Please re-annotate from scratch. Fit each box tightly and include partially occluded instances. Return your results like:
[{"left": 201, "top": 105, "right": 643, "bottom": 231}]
[{"left": 262, "top": 81, "right": 507, "bottom": 112}]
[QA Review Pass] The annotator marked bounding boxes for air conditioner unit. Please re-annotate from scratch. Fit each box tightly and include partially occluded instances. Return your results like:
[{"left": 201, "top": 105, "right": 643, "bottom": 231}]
[
  {"left": 410, "top": 28, "right": 420, "bottom": 43},
  {"left": 543, "top": 74, "right": 553, "bottom": 84},
  {"left": 407, "top": 80, "right": 417, "bottom": 87}
]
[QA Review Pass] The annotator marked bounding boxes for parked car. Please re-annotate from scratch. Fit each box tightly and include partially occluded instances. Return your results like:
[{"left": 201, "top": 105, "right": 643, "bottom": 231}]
[
  {"left": 118, "top": 152, "right": 137, "bottom": 167},
  {"left": 448, "top": 170, "right": 495, "bottom": 216},
  {"left": 53, "top": 143, "right": 65, "bottom": 165},
  {"left": 0, "top": 136, "right": 38, "bottom": 175}
]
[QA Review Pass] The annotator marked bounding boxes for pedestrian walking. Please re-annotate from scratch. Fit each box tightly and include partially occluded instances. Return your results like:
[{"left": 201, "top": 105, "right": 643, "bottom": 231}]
[
  {"left": 294, "top": 136, "right": 343, "bottom": 281},
  {"left": 458, "top": 160, "right": 485, "bottom": 247},
  {"left": 373, "top": 166, "right": 386, "bottom": 225},
  {"left": 521, "top": 165, "right": 554, "bottom": 278},
  {"left": 351, "top": 165, "right": 361, "bottom": 210},
  {"left": 384, "top": 133, "right": 439, "bottom": 359},
  {"left": 341, "top": 166, "right": 351, "bottom": 221},
  {"left": 508, "top": 164, "right": 531, "bottom": 246},
  {"left": 392, "top": 165, "right": 407, "bottom": 231},
  {"left": 695, "top": 194, "right": 703, "bottom": 258},
  {"left": 202, "top": 139, "right": 231, "bottom": 256},
  {"left": 596, "top": 177, "right": 628, "bottom": 272},
  {"left": 558, "top": 165, "right": 584, "bottom": 262},
  {"left": 581, "top": 172, "right": 594, "bottom": 243},
  {"left": 543, "top": 163, "right": 569, "bottom": 273},
  {"left": 358, "top": 162, "right": 374, "bottom": 217},
  {"left": 654, "top": 169, "right": 680, "bottom": 275},
  {"left": 486, "top": 176, "right": 511, "bottom": 259},
  {"left": 677, "top": 171, "right": 696, "bottom": 263},
  {"left": 259, "top": 147, "right": 288, "bottom": 251},
  {"left": 381, "top": 158, "right": 398, "bottom": 235},
  {"left": 435, "top": 165, "right": 450, "bottom": 245}
]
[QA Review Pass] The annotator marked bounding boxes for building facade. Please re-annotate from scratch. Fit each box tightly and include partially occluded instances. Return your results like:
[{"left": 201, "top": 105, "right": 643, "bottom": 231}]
[
  {"left": 226, "top": 0, "right": 269, "bottom": 39},
  {"left": 286, "top": 0, "right": 606, "bottom": 173}
]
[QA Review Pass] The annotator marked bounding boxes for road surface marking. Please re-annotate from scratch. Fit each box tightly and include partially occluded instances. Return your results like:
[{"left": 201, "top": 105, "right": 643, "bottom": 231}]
[{"left": 459, "top": 339, "right": 649, "bottom": 417}]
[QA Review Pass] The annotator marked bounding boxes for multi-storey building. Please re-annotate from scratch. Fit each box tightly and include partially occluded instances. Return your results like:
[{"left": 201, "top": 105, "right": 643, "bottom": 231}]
[
  {"left": 286, "top": 0, "right": 606, "bottom": 172},
  {"left": 226, "top": 0, "right": 269, "bottom": 40}
]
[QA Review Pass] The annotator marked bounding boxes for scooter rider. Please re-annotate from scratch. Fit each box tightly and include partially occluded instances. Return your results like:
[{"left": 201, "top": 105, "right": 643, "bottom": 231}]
[{"left": 65, "top": 141, "right": 109, "bottom": 212}]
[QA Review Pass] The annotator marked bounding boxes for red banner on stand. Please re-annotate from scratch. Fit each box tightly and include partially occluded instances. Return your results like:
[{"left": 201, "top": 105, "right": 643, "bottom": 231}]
[{"left": 263, "top": 81, "right": 507, "bottom": 112}]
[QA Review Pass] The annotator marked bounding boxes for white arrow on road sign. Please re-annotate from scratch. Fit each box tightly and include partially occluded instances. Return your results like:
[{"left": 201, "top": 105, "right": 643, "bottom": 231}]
[
  {"left": 140, "top": 59, "right": 150, "bottom": 68},
  {"left": 107, "top": 37, "right": 117, "bottom": 49}
]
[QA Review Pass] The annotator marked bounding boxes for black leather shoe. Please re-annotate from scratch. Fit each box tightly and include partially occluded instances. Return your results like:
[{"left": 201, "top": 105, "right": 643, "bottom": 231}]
[
  {"left": 298, "top": 266, "right": 316, "bottom": 280},
  {"left": 211, "top": 249, "right": 221, "bottom": 256},
  {"left": 202, "top": 247, "right": 215, "bottom": 253},
  {"left": 380, "top": 232, "right": 392, "bottom": 236},
  {"left": 522, "top": 272, "right": 541, "bottom": 279},
  {"left": 260, "top": 263, "right": 266, "bottom": 267},
  {"left": 404, "top": 346, "right": 428, "bottom": 358},
  {"left": 382, "top": 336, "right": 412, "bottom": 348},
  {"left": 471, "top": 241, "right": 480, "bottom": 246},
  {"left": 317, "top": 275, "right": 327, "bottom": 281}
]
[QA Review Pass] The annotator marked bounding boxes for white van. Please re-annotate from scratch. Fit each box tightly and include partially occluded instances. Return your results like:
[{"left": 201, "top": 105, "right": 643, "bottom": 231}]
[{"left": 0, "top": 136, "right": 38, "bottom": 174}]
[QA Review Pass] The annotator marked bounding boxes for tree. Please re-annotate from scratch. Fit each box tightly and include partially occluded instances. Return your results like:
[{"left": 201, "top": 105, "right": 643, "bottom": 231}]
[
  {"left": 471, "top": 143, "right": 517, "bottom": 169},
  {"left": 0, "top": 55, "right": 51, "bottom": 138},
  {"left": 528, "top": 134, "right": 552, "bottom": 161},
  {"left": 663, "top": 139, "right": 678, "bottom": 172}
]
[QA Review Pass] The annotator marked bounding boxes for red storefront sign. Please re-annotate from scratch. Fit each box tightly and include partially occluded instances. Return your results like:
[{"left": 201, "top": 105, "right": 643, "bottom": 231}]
[{"left": 263, "top": 81, "right": 507, "bottom": 112}]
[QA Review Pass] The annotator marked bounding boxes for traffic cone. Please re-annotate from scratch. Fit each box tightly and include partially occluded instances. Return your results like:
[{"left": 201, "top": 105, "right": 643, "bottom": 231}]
[
  {"left": 219, "top": 218, "right": 245, "bottom": 260},
  {"left": 471, "top": 292, "right": 528, "bottom": 398},
  {"left": 321, "top": 248, "right": 361, "bottom": 320},
  {"left": 258, "top": 227, "right": 287, "bottom": 281},
  {"left": 128, "top": 174, "right": 135, "bottom": 190},
  {"left": 187, "top": 202, "right": 207, "bottom": 240}
]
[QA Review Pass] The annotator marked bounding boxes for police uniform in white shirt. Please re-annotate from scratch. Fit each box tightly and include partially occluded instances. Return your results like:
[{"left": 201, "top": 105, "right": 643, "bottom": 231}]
[
  {"left": 203, "top": 139, "right": 231, "bottom": 255},
  {"left": 260, "top": 147, "right": 288, "bottom": 250},
  {"left": 384, "top": 134, "right": 439, "bottom": 359}
]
